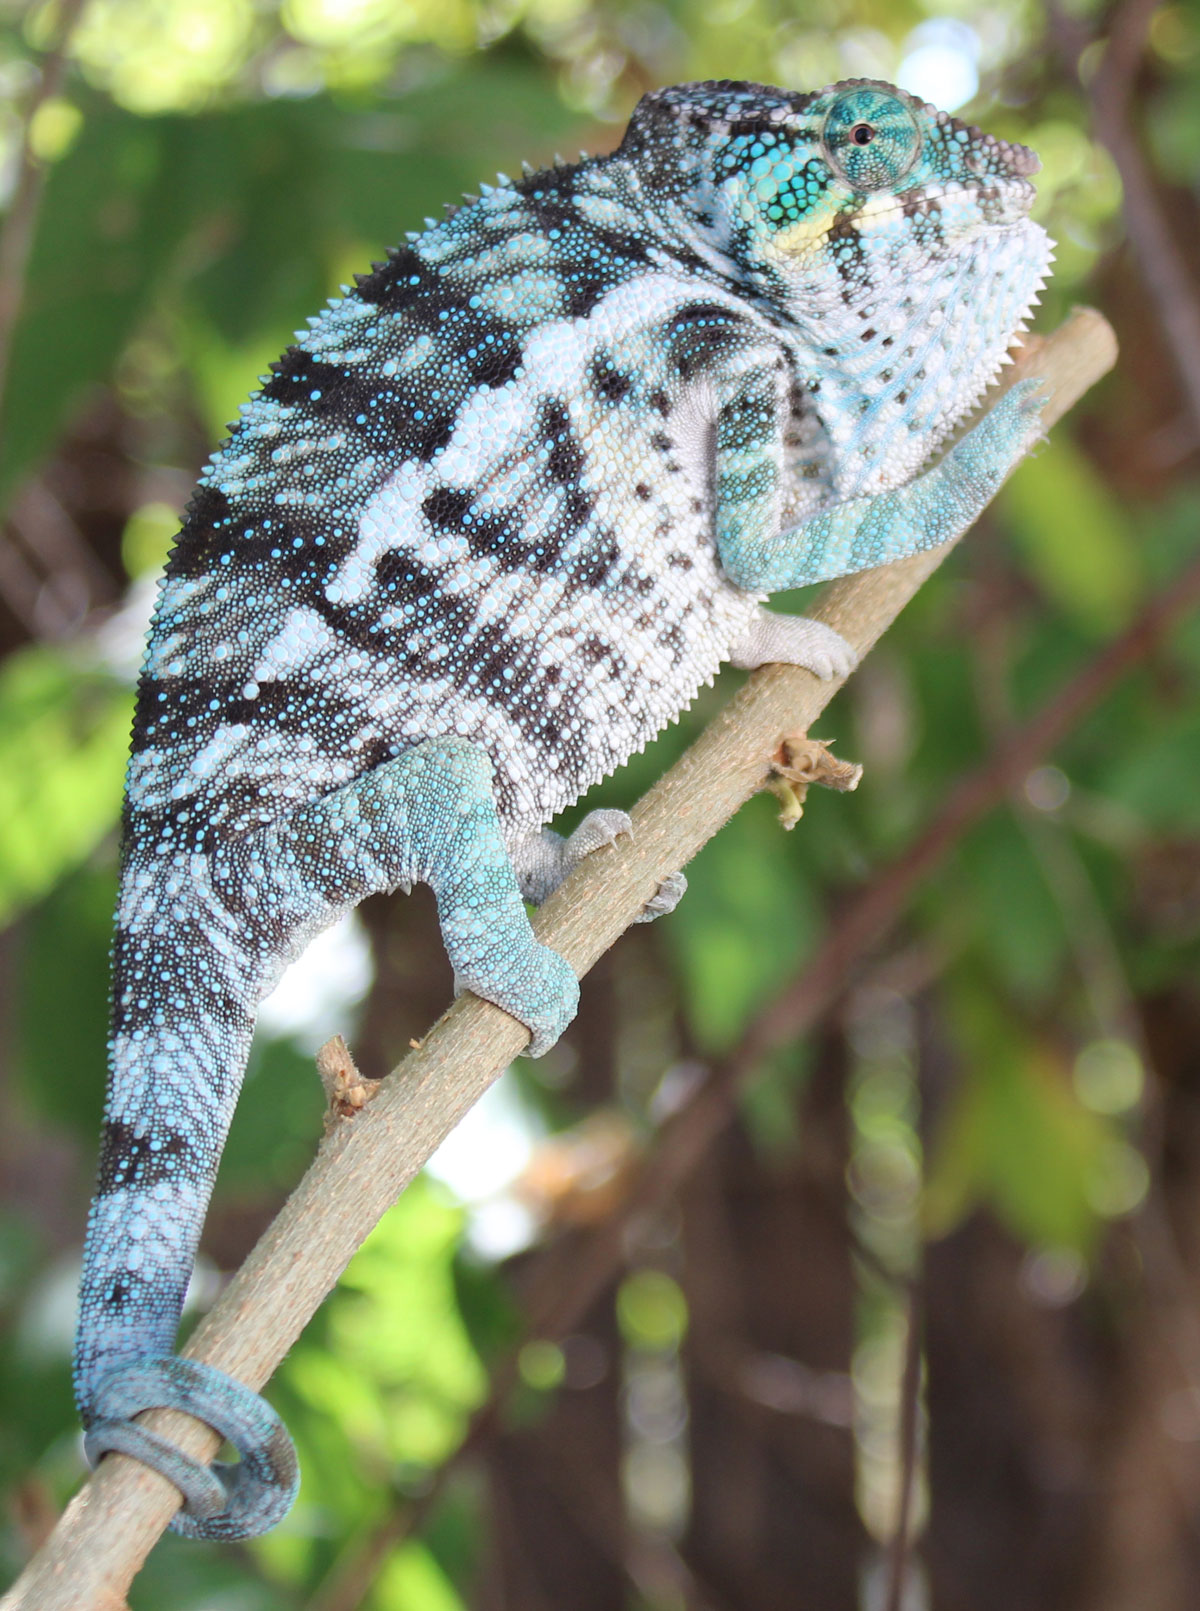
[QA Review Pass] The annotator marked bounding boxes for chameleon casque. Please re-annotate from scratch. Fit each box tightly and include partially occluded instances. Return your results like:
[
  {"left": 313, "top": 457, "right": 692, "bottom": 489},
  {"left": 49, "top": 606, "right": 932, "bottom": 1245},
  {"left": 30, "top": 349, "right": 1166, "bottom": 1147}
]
[{"left": 74, "top": 77, "right": 1052, "bottom": 1538}]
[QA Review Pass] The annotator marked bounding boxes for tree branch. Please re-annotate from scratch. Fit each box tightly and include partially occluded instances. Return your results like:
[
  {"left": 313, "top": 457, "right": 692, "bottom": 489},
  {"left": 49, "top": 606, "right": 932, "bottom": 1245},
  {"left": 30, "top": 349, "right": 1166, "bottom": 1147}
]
[{"left": 0, "top": 306, "right": 1115, "bottom": 1611}]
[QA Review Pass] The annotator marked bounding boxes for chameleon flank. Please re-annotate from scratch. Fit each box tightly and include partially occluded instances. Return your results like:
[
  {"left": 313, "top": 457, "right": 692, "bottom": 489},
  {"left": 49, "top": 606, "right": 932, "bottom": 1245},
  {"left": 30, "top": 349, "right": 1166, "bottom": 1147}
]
[{"left": 75, "top": 78, "right": 1052, "bottom": 1538}]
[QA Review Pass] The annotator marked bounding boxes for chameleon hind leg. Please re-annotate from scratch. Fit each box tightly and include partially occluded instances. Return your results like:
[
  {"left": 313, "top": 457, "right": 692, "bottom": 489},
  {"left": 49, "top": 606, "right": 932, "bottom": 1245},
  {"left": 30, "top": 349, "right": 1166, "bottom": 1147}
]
[{"left": 77, "top": 736, "right": 577, "bottom": 1539}]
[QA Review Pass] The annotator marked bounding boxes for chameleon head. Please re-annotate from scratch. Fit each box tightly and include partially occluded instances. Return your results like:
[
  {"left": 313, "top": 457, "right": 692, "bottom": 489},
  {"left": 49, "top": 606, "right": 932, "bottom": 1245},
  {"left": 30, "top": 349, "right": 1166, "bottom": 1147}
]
[{"left": 627, "top": 78, "right": 1053, "bottom": 492}]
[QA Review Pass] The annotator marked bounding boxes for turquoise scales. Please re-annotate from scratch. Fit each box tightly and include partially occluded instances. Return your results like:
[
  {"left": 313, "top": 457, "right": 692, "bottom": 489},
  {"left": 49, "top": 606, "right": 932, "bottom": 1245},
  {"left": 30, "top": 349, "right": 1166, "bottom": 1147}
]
[{"left": 75, "top": 78, "right": 1052, "bottom": 1537}]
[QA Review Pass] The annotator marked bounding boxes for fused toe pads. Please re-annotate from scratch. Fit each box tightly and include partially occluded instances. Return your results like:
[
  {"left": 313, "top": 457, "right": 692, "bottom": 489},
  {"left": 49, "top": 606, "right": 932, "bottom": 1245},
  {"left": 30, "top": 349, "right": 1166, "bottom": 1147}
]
[{"left": 83, "top": 1357, "right": 299, "bottom": 1540}]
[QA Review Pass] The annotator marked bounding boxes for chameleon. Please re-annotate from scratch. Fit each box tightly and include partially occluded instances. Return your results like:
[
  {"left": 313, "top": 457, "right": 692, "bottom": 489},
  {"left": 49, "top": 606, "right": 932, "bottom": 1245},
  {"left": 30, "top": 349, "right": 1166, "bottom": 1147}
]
[{"left": 74, "top": 77, "right": 1052, "bottom": 1539}]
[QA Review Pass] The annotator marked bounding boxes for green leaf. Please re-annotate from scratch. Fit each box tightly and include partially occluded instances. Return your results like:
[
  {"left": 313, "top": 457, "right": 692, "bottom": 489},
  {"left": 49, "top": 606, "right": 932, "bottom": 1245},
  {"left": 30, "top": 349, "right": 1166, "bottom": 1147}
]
[
  {"left": 925, "top": 985, "right": 1110, "bottom": 1253},
  {"left": 370, "top": 1542, "right": 467, "bottom": 1611},
  {"left": 281, "top": 1178, "right": 486, "bottom": 1532},
  {"left": 950, "top": 814, "right": 1067, "bottom": 1005},
  {"left": 0, "top": 104, "right": 191, "bottom": 508},
  {"left": 17, "top": 862, "right": 116, "bottom": 1141},
  {"left": 1000, "top": 434, "right": 1142, "bottom": 637},
  {"left": 0, "top": 645, "right": 129, "bottom": 925},
  {"left": 1097, "top": 707, "right": 1200, "bottom": 834},
  {"left": 666, "top": 796, "right": 818, "bottom": 1052}
]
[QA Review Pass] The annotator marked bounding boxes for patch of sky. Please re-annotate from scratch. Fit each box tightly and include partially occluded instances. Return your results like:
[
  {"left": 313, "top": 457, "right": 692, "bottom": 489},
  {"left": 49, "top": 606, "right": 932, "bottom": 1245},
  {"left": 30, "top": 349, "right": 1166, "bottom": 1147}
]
[
  {"left": 425, "top": 1071, "right": 547, "bottom": 1260},
  {"left": 257, "top": 909, "right": 374, "bottom": 1048}
]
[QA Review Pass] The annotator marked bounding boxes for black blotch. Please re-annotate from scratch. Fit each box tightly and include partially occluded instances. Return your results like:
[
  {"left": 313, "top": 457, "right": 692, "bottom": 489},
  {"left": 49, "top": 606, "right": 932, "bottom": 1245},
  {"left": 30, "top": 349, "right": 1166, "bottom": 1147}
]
[
  {"left": 420, "top": 481, "right": 564, "bottom": 573},
  {"left": 471, "top": 340, "right": 522, "bottom": 388},
  {"left": 351, "top": 245, "right": 434, "bottom": 312},
  {"left": 565, "top": 273, "right": 608, "bottom": 317},
  {"left": 541, "top": 400, "right": 595, "bottom": 531},
  {"left": 574, "top": 534, "right": 619, "bottom": 590},
  {"left": 543, "top": 400, "right": 584, "bottom": 484},
  {"left": 164, "top": 484, "right": 234, "bottom": 582},
  {"left": 422, "top": 487, "right": 473, "bottom": 529},
  {"left": 261, "top": 347, "right": 449, "bottom": 461},
  {"left": 449, "top": 618, "right": 518, "bottom": 702},
  {"left": 412, "top": 410, "right": 455, "bottom": 460},
  {"left": 97, "top": 1118, "right": 188, "bottom": 1196},
  {"left": 668, "top": 301, "right": 745, "bottom": 382},
  {"left": 591, "top": 354, "right": 632, "bottom": 403}
]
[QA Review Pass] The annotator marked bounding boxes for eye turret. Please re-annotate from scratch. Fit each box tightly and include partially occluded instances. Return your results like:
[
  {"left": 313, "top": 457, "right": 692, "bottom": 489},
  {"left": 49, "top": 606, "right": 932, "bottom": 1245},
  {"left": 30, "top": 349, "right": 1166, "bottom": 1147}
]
[{"left": 821, "top": 87, "right": 921, "bottom": 190}]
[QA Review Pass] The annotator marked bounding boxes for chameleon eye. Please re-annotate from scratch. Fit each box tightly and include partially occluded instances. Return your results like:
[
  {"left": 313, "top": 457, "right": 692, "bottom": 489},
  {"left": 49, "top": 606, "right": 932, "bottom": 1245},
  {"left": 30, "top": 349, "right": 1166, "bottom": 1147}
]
[{"left": 822, "top": 88, "right": 921, "bottom": 191}]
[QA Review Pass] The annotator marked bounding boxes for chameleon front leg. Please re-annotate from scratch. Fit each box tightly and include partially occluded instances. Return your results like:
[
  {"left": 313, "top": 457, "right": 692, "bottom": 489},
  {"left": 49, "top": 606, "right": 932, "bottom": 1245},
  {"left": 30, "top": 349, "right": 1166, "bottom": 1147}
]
[
  {"left": 77, "top": 736, "right": 576, "bottom": 1539},
  {"left": 712, "top": 361, "right": 1046, "bottom": 593}
]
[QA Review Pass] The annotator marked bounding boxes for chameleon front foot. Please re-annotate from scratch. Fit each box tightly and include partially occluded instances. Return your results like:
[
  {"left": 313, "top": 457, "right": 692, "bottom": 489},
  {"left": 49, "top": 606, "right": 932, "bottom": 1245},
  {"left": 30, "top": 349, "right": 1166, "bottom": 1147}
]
[{"left": 83, "top": 1358, "right": 299, "bottom": 1540}]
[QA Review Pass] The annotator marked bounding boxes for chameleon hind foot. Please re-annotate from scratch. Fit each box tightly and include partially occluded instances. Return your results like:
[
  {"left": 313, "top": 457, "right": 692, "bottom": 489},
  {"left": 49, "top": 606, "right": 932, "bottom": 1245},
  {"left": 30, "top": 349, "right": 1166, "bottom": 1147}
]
[
  {"left": 511, "top": 809, "right": 686, "bottom": 925},
  {"left": 83, "top": 1358, "right": 299, "bottom": 1540}
]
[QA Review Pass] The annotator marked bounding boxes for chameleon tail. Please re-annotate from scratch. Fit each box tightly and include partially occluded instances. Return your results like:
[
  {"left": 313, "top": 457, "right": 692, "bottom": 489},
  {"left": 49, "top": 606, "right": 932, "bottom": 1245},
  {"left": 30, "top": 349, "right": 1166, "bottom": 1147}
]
[
  {"left": 74, "top": 736, "right": 578, "bottom": 1538},
  {"left": 73, "top": 864, "right": 298, "bottom": 1539}
]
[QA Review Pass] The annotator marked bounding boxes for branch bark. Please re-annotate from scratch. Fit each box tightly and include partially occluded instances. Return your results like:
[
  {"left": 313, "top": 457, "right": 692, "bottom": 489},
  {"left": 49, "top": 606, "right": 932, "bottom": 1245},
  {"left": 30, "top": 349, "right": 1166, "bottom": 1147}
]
[{"left": 0, "top": 305, "right": 1116, "bottom": 1610}]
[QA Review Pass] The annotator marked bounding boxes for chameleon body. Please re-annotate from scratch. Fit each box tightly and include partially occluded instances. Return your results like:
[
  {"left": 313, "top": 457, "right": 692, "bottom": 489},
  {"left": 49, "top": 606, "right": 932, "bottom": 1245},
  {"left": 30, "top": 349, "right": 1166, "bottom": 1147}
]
[{"left": 75, "top": 78, "right": 1051, "bottom": 1537}]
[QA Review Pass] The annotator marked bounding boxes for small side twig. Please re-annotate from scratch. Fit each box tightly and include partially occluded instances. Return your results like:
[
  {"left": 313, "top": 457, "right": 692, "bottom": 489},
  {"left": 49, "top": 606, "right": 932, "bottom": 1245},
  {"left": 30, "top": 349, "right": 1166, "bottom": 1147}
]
[{"left": 317, "top": 1035, "right": 382, "bottom": 1133}]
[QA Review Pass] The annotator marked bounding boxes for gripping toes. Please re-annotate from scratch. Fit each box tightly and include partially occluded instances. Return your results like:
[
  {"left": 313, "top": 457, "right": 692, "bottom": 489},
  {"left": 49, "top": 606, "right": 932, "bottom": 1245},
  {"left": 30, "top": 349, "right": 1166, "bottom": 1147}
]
[
  {"left": 456, "top": 939, "right": 578, "bottom": 1058},
  {"left": 634, "top": 870, "right": 688, "bottom": 924},
  {"left": 83, "top": 1358, "right": 299, "bottom": 1540},
  {"left": 730, "top": 611, "right": 857, "bottom": 679},
  {"left": 564, "top": 810, "right": 687, "bottom": 924},
  {"left": 563, "top": 808, "right": 633, "bottom": 869},
  {"left": 513, "top": 942, "right": 579, "bottom": 1057}
]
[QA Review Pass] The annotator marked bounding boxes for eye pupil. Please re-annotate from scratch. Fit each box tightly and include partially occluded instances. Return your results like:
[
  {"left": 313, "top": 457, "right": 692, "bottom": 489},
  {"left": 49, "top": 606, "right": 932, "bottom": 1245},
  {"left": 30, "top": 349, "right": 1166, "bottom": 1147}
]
[{"left": 851, "top": 122, "right": 875, "bottom": 146}]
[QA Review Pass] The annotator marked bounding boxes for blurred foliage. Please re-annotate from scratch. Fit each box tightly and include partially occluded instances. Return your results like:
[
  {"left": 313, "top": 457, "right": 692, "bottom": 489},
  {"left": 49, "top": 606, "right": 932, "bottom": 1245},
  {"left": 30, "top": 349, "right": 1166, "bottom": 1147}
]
[{"left": 2, "top": 0, "right": 1200, "bottom": 1605}]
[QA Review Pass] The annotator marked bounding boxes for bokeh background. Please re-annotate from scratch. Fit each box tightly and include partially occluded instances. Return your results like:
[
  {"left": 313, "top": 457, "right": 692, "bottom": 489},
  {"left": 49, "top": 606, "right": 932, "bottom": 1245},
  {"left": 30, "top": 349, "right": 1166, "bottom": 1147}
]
[{"left": 1, "top": 0, "right": 1199, "bottom": 1606}]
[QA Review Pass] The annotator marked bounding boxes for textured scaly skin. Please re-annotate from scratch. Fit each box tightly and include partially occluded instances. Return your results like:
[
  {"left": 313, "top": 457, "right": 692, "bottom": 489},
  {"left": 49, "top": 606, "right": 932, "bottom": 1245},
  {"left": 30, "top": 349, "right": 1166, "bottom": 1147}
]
[{"left": 75, "top": 78, "right": 1052, "bottom": 1538}]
